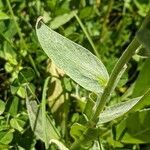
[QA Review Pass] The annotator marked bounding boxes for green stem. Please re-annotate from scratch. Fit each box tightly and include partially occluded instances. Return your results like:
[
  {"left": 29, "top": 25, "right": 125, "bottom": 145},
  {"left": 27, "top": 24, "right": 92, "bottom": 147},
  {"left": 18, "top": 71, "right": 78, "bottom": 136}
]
[
  {"left": 74, "top": 13, "right": 101, "bottom": 58},
  {"left": 6, "top": 0, "right": 40, "bottom": 77},
  {"left": 70, "top": 38, "right": 140, "bottom": 150},
  {"left": 28, "top": 55, "right": 40, "bottom": 77},
  {"left": 6, "top": 0, "right": 24, "bottom": 43},
  {"left": 42, "top": 77, "right": 50, "bottom": 149},
  {"left": 91, "top": 38, "right": 140, "bottom": 122}
]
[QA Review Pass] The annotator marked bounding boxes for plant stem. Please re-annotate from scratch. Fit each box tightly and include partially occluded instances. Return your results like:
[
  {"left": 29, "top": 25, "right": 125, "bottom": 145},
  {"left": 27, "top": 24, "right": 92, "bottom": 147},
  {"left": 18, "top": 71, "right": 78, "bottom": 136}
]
[
  {"left": 70, "top": 37, "right": 140, "bottom": 150},
  {"left": 74, "top": 13, "right": 101, "bottom": 58},
  {"left": 28, "top": 55, "right": 40, "bottom": 77},
  {"left": 6, "top": 0, "right": 24, "bottom": 43},
  {"left": 41, "top": 77, "right": 50, "bottom": 148},
  {"left": 6, "top": 0, "right": 40, "bottom": 77},
  {"left": 91, "top": 38, "right": 140, "bottom": 122}
]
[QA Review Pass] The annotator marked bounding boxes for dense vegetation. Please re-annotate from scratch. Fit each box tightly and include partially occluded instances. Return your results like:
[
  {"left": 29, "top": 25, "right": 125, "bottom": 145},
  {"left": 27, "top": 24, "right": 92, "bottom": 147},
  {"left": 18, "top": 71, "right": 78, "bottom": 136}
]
[{"left": 0, "top": 0, "right": 150, "bottom": 149}]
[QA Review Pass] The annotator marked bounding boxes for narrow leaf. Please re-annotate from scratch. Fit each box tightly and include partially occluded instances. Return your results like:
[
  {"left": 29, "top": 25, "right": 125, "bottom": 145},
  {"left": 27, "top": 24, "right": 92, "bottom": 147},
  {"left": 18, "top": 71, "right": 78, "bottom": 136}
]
[
  {"left": 49, "top": 139, "right": 69, "bottom": 150},
  {"left": 26, "top": 98, "right": 60, "bottom": 145},
  {"left": 111, "top": 64, "right": 127, "bottom": 92},
  {"left": 0, "top": 12, "right": 9, "bottom": 20},
  {"left": 36, "top": 18, "right": 109, "bottom": 93},
  {"left": 41, "top": 77, "right": 50, "bottom": 148},
  {"left": 98, "top": 97, "right": 142, "bottom": 124},
  {"left": 0, "top": 100, "right": 5, "bottom": 115}
]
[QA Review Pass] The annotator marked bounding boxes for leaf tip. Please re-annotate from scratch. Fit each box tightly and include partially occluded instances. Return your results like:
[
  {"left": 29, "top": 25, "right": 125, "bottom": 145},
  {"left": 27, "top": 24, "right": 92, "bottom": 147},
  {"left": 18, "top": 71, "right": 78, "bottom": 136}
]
[{"left": 36, "top": 16, "right": 44, "bottom": 29}]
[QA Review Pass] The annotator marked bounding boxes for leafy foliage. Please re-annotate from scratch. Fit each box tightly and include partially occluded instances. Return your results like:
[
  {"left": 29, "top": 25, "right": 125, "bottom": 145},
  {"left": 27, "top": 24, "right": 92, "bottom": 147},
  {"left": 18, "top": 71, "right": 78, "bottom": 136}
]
[
  {"left": 36, "top": 20, "right": 109, "bottom": 93},
  {"left": 0, "top": 0, "right": 150, "bottom": 149}
]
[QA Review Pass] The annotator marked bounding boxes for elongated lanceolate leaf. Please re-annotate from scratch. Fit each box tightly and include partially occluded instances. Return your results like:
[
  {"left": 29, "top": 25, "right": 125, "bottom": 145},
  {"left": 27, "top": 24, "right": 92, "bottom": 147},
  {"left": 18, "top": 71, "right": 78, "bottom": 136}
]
[
  {"left": 26, "top": 98, "right": 60, "bottom": 145},
  {"left": 36, "top": 18, "right": 109, "bottom": 93},
  {"left": 98, "top": 97, "right": 142, "bottom": 124},
  {"left": 49, "top": 139, "right": 69, "bottom": 150}
]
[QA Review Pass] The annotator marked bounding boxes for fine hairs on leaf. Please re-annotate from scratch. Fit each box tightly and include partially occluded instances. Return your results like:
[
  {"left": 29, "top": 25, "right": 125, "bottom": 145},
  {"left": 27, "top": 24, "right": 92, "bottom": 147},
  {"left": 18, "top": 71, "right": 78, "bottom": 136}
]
[
  {"left": 26, "top": 94, "right": 60, "bottom": 145},
  {"left": 36, "top": 17, "right": 109, "bottom": 94},
  {"left": 35, "top": 12, "right": 150, "bottom": 150}
]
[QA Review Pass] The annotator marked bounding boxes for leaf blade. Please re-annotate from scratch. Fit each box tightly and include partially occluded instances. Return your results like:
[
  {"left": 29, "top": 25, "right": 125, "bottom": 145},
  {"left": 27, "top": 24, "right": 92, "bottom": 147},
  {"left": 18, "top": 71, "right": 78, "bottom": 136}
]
[
  {"left": 98, "top": 97, "right": 141, "bottom": 124},
  {"left": 36, "top": 19, "right": 109, "bottom": 93},
  {"left": 26, "top": 98, "right": 60, "bottom": 145},
  {"left": 115, "top": 109, "right": 150, "bottom": 144}
]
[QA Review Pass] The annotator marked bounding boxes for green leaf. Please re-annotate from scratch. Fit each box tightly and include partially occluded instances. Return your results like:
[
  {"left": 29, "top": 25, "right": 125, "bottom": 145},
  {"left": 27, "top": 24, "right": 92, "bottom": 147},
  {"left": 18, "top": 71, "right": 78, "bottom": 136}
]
[
  {"left": 41, "top": 77, "right": 50, "bottom": 149},
  {"left": 111, "top": 64, "right": 127, "bottom": 92},
  {"left": 36, "top": 19, "right": 109, "bottom": 93},
  {"left": 10, "top": 113, "right": 28, "bottom": 133},
  {"left": 83, "top": 95, "right": 95, "bottom": 120},
  {"left": 0, "top": 129, "right": 14, "bottom": 145},
  {"left": 70, "top": 123, "right": 87, "bottom": 141},
  {"left": 4, "top": 42, "right": 17, "bottom": 65},
  {"left": 79, "top": 7, "right": 93, "bottom": 19},
  {"left": 17, "top": 86, "right": 26, "bottom": 98},
  {"left": 49, "top": 139, "right": 69, "bottom": 150},
  {"left": 10, "top": 118, "right": 25, "bottom": 132},
  {"left": 132, "top": 59, "right": 150, "bottom": 97},
  {"left": 115, "top": 109, "right": 150, "bottom": 144},
  {"left": 98, "top": 97, "right": 142, "bottom": 124},
  {"left": 70, "top": 123, "right": 100, "bottom": 149},
  {"left": 0, "top": 12, "right": 9, "bottom": 20},
  {"left": 0, "top": 100, "right": 5, "bottom": 115},
  {"left": 132, "top": 89, "right": 150, "bottom": 111},
  {"left": 6, "top": 96, "right": 19, "bottom": 117},
  {"left": 133, "top": 0, "right": 150, "bottom": 17},
  {"left": 136, "top": 12, "right": 150, "bottom": 54},
  {"left": 50, "top": 10, "right": 77, "bottom": 29},
  {"left": 0, "top": 143, "right": 9, "bottom": 149},
  {"left": 18, "top": 67, "right": 35, "bottom": 84},
  {"left": 12, "top": 128, "right": 35, "bottom": 149},
  {"left": 26, "top": 98, "right": 60, "bottom": 146}
]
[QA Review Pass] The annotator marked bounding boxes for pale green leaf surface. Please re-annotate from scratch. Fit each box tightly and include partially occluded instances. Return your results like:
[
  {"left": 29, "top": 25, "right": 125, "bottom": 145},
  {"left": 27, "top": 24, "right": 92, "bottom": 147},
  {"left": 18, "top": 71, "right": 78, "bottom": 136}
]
[
  {"left": 36, "top": 19, "right": 109, "bottom": 93},
  {"left": 112, "top": 64, "right": 127, "bottom": 92},
  {"left": 26, "top": 99, "right": 60, "bottom": 145},
  {"left": 0, "top": 100, "right": 5, "bottom": 115},
  {"left": 98, "top": 97, "right": 142, "bottom": 124},
  {"left": 0, "top": 12, "right": 9, "bottom": 20},
  {"left": 0, "top": 129, "right": 14, "bottom": 145},
  {"left": 49, "top": 139, "right": 69, "bottom": 150},
  {"left": 10, "top": 118, "right": 24, "bottom": 132}
]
